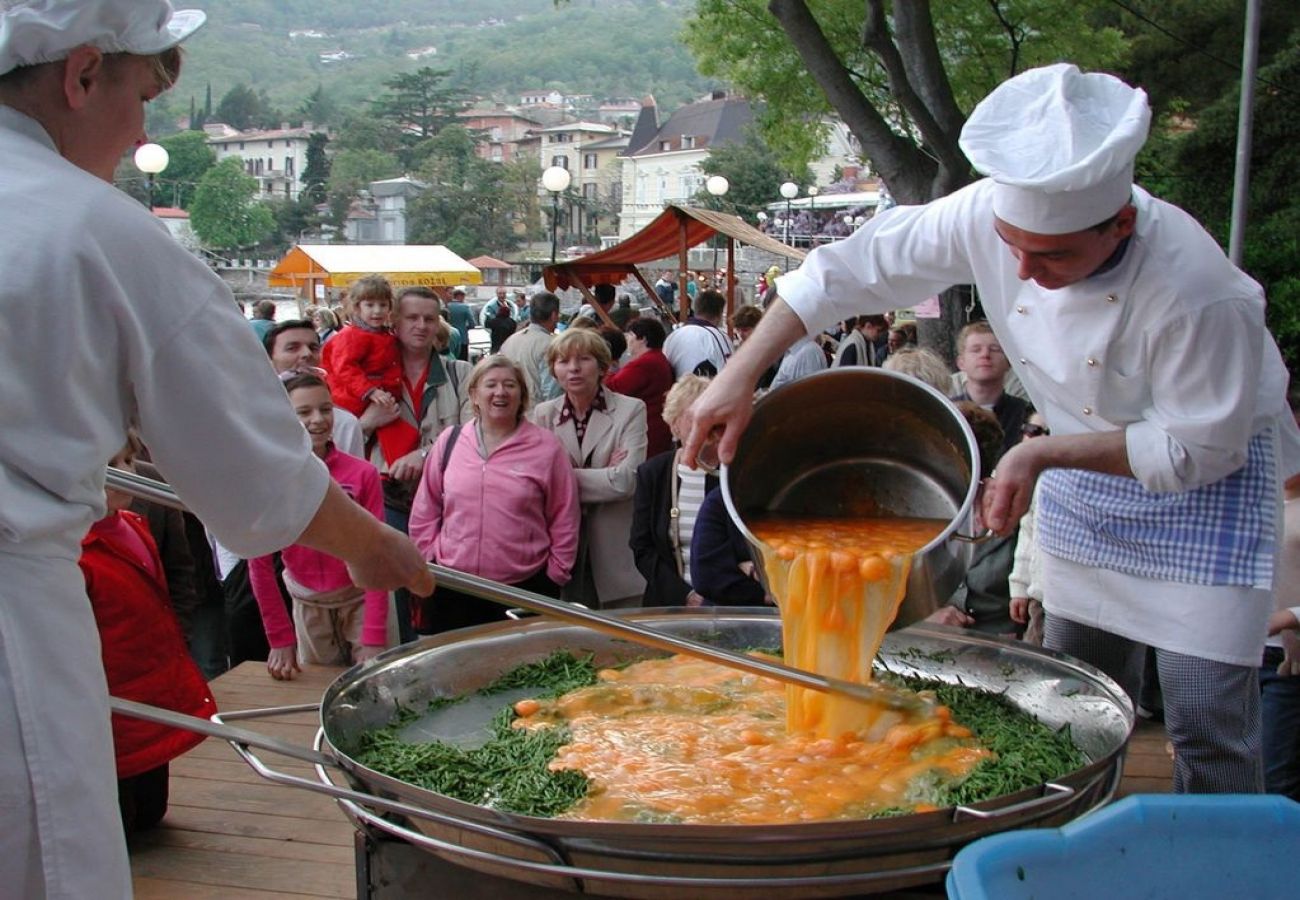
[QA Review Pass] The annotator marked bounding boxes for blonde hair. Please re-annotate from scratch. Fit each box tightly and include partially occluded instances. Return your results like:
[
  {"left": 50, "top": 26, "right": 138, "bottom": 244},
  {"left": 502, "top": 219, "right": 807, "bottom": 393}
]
[
  {"left": 465, "top": 355, "right": 531, "bottom": 422},
  {"left": 882, "top": 347, "right": 954, "bottom": 395},
  {"left": 546, "top": 327, "right": 613, "bottom": 373},
  {"left": 661, "top": 374, "right": 711, "bottom": 435},
  {"left": 955, "top": 320, "right": 995, "bottom": 356}
]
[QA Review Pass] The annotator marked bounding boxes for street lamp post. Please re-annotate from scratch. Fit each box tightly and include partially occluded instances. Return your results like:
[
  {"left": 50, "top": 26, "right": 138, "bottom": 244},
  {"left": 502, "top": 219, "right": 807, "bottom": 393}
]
[
  {"left": 779, "top": 181, "right": 798, "bottom": 246},
  {"left": 541, "top": 165, "right": 571, "bottom": 264},
  {"left": 134, "top": 142, "right": 169, "bottom": 209},
  {"left": 807, "top": 186, "right": 819, "bottom": 244},
  {"left": 705, "top": 174, "right": 729, "bottom": 275}
]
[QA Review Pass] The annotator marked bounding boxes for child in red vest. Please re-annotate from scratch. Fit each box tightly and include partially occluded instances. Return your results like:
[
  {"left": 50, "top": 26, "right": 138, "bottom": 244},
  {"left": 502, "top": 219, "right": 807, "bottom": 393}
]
[
  {"left": 320, "top": 273, "right": 417, "bottom": 462},
  {"left": 82, "top": 439, "right": 215, "bottom": 833}
]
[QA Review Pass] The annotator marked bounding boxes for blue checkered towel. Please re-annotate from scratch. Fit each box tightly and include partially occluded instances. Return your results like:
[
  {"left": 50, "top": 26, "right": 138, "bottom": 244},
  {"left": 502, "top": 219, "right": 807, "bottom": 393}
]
[{"left": 1037, "top": 431, "right": 1277, "bottom": 589}]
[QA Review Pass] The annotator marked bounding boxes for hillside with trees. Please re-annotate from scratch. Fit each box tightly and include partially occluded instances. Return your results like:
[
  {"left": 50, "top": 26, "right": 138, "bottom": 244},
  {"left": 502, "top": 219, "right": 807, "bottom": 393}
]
[{"left": 151, "top": 0, "right": 712, "bottom": 137}]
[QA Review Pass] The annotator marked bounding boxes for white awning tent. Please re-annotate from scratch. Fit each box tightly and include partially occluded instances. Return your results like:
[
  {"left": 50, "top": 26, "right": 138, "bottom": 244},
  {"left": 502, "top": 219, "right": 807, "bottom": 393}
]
[{"left": 269, "top": 244, "right": 482, "bottom": 294}]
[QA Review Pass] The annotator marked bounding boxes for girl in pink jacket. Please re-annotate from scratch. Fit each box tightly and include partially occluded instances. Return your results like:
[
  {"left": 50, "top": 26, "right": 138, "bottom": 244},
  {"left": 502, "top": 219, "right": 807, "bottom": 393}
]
[{"left": 409, "top": 356, "right": 580, "bottom": 633}]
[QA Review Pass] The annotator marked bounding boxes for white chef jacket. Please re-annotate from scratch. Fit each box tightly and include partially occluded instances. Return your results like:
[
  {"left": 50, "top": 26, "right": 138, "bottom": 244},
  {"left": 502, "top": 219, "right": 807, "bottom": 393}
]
[
  {"left": 776, "top": 178, "right": 1300, "bottom": 663},
  {"left": 0, "top": 107, "right": 330, "bottom": 898}
]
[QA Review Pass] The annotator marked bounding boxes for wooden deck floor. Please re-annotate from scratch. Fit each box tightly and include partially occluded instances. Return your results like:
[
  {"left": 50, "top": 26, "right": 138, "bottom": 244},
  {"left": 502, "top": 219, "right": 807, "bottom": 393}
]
[{"left": 130, "top": 662, "right": 1175, "bottom": 899}]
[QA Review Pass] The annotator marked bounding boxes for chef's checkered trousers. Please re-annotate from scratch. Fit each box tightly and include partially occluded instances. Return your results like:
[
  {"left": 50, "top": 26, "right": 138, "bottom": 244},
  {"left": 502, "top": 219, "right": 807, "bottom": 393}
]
[{"left": 1044, "top": 614, "right": 1263, "bottom": 794}]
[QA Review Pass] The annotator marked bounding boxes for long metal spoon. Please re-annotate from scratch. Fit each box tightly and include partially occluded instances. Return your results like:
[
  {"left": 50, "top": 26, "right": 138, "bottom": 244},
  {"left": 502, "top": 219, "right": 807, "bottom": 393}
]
[{"left": 105, "top": 466, "right": 930, "bottom": 713}]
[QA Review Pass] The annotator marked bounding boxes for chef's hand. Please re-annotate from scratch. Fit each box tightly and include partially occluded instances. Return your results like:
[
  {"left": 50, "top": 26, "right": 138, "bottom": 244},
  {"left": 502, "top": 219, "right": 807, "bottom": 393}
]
[
  {"left": 354, "top": 644, "right": 385, "bottom": 665},
  {"left": 345, "top": 525, "right": 435, "bottom": 597},
  {"left": 301, "top": 482, "right": 436, "bottom": 596},
  {"left": 387, "top": 448, "right": 425, "bottom": 482},
  {"left": 981, "top": 440, "right": 1045, "bottom": 535},
  {"left": 681, "top": 366, "right": 756, "bottom": 469},
  {"left": 1267, "top": 609, "right": 1299, "bottom": 636},
  {"left": 1009, "top": 596, "right": 1030, "bottom": 625},
  {"left": 267, "top": 646, "right": 301, "bottom": 681},
  {"left": 1278, "top": 631, "right": 1300, "bottom": 678},
  {"left": 681, "top": 299, "right": 805, "bottom": 468}
]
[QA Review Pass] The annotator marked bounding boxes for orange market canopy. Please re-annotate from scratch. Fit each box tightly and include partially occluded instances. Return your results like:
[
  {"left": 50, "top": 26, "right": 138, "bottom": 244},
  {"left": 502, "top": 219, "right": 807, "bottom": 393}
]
[
  {"left": 542, "top": 205, "right": 803, "bottom": 326},
  {"left": 269, "top": 244, "right": 482, "bottom": 291}
]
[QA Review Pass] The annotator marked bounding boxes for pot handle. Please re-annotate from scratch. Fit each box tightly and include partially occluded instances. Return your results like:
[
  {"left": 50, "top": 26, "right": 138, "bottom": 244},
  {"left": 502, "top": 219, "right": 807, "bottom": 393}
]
[
  {"left": 953, "top": 781, "right": 1075, "bottom": 821},
  {"left": 112, "top": 697, "right": 333, "bottom": 767}
]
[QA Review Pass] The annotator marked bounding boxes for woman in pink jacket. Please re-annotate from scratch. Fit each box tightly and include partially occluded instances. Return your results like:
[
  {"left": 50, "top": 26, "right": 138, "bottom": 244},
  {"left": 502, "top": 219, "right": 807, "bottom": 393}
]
[{"left": 409, "top": 355, "right": 580, "bottom": 633}]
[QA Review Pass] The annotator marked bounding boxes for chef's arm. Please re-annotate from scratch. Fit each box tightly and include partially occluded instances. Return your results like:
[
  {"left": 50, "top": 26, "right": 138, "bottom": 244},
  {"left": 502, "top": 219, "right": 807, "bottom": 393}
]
[
  {"left": 296, "top": 480, "right": 435, "bottom": 595},
  {"left": 982, "top": 430, "right": 1132, "bottom": 535},
  {"left": 683, "top": 298, "right": 806, "bottom": 467}
]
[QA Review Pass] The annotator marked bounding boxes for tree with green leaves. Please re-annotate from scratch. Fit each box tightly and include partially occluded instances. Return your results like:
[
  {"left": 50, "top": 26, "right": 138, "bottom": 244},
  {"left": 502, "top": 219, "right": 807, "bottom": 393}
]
[
  {"left": 406, "top": 126, "right": 534, "bottom": 258},
  {"left": 153, "top": 130, "right": 216, "bottom": 209},
  {"left": 189, "top": 157, "right": 276, "bottom": 251},
  {"left": 1134, "top": 26, "right": 1300, "bottom": 369},
  {"left": 370, "top": 67, "right": 469, "bottom": 168},
  {"left": 215, "top": 83, "right": 280, "bottom": 131},
  {"left": 301, "top": 132, "right": 331, "bottom": 206},
  {"left": 684, "top": 0, "right": 1128, "bottom": 353},
  {"left": 265, "top": 196, "right": 319, "bottom": 252},
  {"left": 298, "top": 84, "right": 340, "bottom": 129},
  {"left": 698, "top": 129, "right": 812, "bottom": 218},
  {"left": 332, "top": 112, "right": 403, "bottom": 156},
  {"left": 685, "top": 0, "right": 1127, "bottom": 204},
  {"left": 325, "top": 148, "right": 402, "bottom": 229}
]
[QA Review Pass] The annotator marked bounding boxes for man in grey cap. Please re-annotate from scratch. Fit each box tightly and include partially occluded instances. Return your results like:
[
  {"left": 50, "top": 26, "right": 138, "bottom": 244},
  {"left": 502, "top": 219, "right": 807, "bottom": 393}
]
[
  {"left": 686, "top": 63, "right": 1299, "bottom": 794},
  {"left": 0, "top": 3, "right": 434, "bottom": 896}
]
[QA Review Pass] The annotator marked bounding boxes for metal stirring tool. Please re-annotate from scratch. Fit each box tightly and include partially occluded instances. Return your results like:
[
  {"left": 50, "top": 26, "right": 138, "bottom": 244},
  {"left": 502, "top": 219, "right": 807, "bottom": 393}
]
[{"left": 105, "top": 466, "right": 931, "bottom": 713}]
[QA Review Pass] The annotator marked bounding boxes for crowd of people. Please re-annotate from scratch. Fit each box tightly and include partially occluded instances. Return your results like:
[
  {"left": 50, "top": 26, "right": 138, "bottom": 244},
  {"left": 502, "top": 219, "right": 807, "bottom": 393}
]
[
  {"left": 2, "top": 7, "right": 1297, "bottom": 894},
  {"left": 79, "top": 256, "right": 1300, "bottom": 827}
]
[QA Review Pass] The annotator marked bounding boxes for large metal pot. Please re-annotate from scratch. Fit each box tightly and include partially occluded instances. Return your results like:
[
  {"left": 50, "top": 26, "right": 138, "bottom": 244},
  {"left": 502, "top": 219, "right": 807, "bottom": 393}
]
[
  {"left": 722, "top": 367, "right": 982, "bottom": 628},
  {"left": 314, "top": 608, "right": 1133, "bottom": 898}
]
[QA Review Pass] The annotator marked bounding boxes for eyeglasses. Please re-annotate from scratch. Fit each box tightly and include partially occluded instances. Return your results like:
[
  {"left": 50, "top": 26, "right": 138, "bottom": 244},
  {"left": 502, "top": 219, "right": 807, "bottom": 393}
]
[{"left": 1021, "top": 423, "right": 1050, "bottom": 438}]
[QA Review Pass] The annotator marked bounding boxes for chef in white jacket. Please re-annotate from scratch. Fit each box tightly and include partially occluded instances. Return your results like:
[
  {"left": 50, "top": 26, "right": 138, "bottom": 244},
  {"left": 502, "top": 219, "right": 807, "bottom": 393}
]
[
  {"left": 686, "top": 63, "right": 1300, "bottom": 794},
  {"left": 0, "top": 3, "right": 434, "bottom": 897}
]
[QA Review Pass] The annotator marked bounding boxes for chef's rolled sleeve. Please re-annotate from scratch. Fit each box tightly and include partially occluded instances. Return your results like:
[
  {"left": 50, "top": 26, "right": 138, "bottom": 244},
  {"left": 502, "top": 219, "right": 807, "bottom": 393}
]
[
  {"left": 134, "top": 284, "right": 329, "bottom": 559},
  {"left": 1124, "top": 297, "right": 1266, "bottom": 494},
  {"left": 777, "top": 192, "right": 980, "bottom": 337}
]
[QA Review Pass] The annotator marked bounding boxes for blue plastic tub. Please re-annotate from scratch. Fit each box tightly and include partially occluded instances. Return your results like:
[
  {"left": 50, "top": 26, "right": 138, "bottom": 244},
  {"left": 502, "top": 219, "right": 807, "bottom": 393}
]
[{"left": 946, "top": 794, "right": 1300, "bottom": 900}]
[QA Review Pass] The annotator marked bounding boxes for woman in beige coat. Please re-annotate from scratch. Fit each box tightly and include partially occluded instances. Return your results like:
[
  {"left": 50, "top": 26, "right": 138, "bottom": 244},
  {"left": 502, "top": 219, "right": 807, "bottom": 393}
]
[{"left": 532, "top": 328, "right": 648, "bottom": 608}]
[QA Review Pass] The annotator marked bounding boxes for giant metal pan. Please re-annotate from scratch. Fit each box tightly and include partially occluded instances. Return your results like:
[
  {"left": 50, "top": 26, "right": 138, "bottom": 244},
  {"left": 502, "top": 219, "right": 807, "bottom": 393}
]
[{"left": 306, "top": 609, "right": 1132, "bottom": 898}]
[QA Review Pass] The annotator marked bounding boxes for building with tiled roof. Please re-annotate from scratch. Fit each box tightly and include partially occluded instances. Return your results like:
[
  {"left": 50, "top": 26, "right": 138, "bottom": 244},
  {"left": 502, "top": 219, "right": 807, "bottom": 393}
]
[
  {"left": 538, "top": 121, "right": 629, "bottom": 246},
  {"left": 205, "top": 122, "right": 328, "bottom": 201},
  {"left": 617, "top": 92, "right": 753, "bottom": 238}
]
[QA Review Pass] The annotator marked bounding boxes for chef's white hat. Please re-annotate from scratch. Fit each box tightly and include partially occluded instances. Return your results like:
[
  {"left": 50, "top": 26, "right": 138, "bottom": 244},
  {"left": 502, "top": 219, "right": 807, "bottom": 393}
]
[
  {"left": 959, "top": 63, "right": 1151, "bottom": 235},
  {"left": 0, "top": 0, "right": 205, "bottom": 77}
]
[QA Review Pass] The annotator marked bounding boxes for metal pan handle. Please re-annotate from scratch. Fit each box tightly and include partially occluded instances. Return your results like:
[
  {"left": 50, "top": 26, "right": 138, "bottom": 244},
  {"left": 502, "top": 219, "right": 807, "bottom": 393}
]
[
  {"left": 949, "top": 528, "right": 994, "bottom": 544},
  {"left": 953, "top": 781, "right": 1075, "bottom": 821},
  {"left": 110, "top": 697, "right": 572, "bottom": 862}
]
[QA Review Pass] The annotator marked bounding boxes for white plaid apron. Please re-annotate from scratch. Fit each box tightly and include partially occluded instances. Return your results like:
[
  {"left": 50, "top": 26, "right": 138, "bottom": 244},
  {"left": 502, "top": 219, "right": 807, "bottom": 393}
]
[{"left": 1037, "top": 430, "right": 1277, "bottom": 590}]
